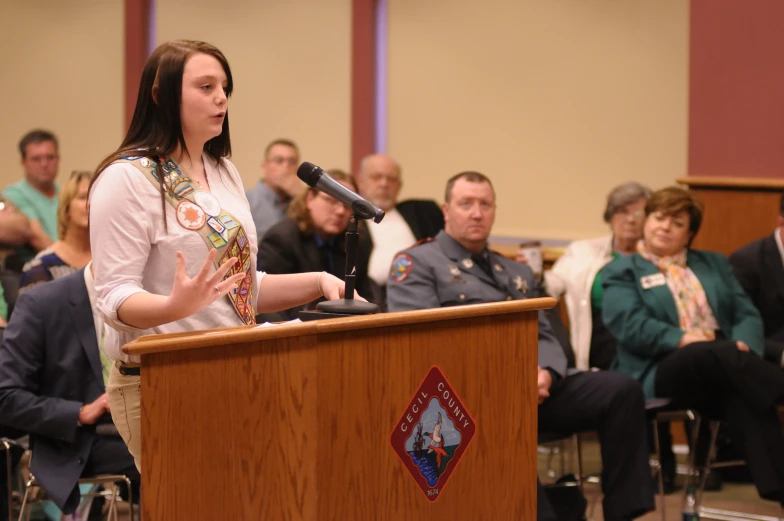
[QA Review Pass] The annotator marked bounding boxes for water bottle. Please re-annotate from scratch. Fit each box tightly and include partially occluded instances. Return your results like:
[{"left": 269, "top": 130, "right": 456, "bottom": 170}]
[{"left": 683, "top": 484, "right": 699, "bottom": 520}]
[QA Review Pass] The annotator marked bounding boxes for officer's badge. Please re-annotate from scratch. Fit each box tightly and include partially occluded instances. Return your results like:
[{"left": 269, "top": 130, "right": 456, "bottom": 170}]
[
  {"left": 513, "top": 275, "right": 528, "bottom": 293},
  {"left": 461, "top": 258, "right": 474, "bottom": 269},
  {"left": 493, "top": 263, "right": 504, "bottom": 272},
  {"left": 448, "top": 264, "right": 466, "bottom": 284},
  {"left": 391, "top": 253, "right": 414, "bottom": 283}
]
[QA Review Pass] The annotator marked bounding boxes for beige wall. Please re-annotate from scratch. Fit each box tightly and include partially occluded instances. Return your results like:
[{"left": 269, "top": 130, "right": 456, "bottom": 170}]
[
  {"left": 0, "top": 0, "right": 124, "bottom": 190},
  {"left": 2, "top": 1, "right": 689, "bottom": 243},
  {"left": 156, "top": 0, "right": 352, "bottom": 189},
  {"left": 388, "top": 0, "right": 689, "bottom": 241}
]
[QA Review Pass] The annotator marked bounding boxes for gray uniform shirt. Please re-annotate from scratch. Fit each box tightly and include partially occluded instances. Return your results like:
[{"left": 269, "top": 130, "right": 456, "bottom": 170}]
[
  {"left": 386, "top": 230, "right": 568, "bottom": 377},
  {"left": 245, "top": 181, "right": 290, "bottom": 239}
]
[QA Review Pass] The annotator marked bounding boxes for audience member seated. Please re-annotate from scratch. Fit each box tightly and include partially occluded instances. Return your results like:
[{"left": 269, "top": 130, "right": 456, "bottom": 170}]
[
  {"left": 356, "top": 154, "right": 444, "bottom": 293},
  {"left": 603, "top": 186, "right": 784, "bottom": 507},
  {"left": 541, "top": 181, "right": 688, "bottom": 493},
  {"left": 2, "top": 130, "right": 61, "bottom": 267},
  {"left": 545, "top": 181, "right": 650, "bottom": 371},
  {"left": 0, "top": 195, "right": 31, "bottom": 274},
  {"left": 246, "top": 138, "right": 305, "bottom": 238},
  {"left": 0, "top": 265, "right": 139, "bottom": 517},
  {"left": 387, "top": 171, "right": 654, "bottom": 521},
  {"left": 257, "top": 169, "right": 380, "bottom": 320},
  {"left": 729, "top": 191, "right": 784, "bottom": 369},
  {"left": 19, "top": 170, "right": 91, "bottom": 294}
]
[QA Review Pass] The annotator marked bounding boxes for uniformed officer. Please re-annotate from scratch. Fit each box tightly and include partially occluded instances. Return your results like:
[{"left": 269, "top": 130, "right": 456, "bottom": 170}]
[{"left": 387, "top": 171, "right": 654, "bottom": 521}]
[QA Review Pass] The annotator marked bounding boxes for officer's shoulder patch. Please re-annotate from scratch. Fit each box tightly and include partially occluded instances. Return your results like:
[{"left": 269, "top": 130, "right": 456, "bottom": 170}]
[{"left": 390, "top": 252, "right": 414, "bottom": 283}]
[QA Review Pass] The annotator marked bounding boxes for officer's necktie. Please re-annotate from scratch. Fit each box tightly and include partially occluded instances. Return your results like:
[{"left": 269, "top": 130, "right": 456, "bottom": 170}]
[{"left": 471, "top": 251, "right": 495, "bottom": 279}]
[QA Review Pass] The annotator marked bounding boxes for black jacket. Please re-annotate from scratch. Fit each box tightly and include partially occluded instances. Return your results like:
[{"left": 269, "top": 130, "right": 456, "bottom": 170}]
[
  {"left": 257, "top": 218, "right": 381, "bottom": 320},
  {"left": 394, "top": 199, "right": 445, "bottom": 242},
  {"left": 729, "top": 233, "right": 784, "bottom": 363},
  {"left": 0, "top": 271, "right": 122, "bottom": 512}
]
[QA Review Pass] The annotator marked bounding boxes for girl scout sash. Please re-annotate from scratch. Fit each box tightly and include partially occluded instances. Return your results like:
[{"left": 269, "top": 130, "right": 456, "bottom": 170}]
[{"left": 119, "top": 155, "right": 256, "bottom": 325}]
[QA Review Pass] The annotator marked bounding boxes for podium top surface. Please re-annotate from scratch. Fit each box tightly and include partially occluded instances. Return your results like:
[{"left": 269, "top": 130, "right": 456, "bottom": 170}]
[
  {"left": 676, "top": 175, "right": 784, "bottom": 190},
  {"left": 123, "top": 297, "right": 556, "bottom": 357}
]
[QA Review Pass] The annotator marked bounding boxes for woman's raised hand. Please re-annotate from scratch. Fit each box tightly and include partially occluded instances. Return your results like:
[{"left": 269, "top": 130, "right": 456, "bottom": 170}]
[{"left": 165, "top": 249, "right": 247, "bottom": 318}]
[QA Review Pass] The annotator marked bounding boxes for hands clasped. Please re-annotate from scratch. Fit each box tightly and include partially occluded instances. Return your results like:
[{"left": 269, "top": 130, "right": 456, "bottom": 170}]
[{"left": 79, "top": 393, "right": 110, "bottom": 425}]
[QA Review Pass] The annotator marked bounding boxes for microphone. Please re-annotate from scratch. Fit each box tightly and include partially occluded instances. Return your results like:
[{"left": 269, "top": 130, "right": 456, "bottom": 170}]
[{"left": 297, "top": 162, "right": 385, "bottom": 223}]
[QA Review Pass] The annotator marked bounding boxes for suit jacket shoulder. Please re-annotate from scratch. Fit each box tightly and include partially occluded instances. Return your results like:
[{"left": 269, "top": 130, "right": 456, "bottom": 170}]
[
  {"left": 257, "top": 217, "right": 313, "bottom": 273},
  {"left": 730, "top": 235, "right": 768, "bottom": 263}
]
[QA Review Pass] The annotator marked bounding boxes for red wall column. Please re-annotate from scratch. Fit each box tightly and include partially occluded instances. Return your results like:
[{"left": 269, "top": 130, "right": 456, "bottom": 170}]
[
  {"left": 689, "top": 0, "right": 784, "bottom": 178},
  {"left": 351, "top": 0, "right": 376, "bottom": 175},
  {"left": 124, "top": 0, "right": 150, "bottom": 131}
]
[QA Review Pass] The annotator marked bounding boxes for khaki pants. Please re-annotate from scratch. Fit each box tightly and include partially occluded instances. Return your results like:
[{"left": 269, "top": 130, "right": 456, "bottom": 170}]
[{"left": 107, "top": 362, "right": 142, "bottom": 471}]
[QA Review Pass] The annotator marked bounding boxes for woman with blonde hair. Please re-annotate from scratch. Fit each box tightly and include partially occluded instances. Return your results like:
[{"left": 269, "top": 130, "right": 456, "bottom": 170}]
[{"left": 19, "top": 170, "right": 92, "bottom": 293}]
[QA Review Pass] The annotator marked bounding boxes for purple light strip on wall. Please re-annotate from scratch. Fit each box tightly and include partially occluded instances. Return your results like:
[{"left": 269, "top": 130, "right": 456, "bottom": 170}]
[{"left": 374, "top": 0, "right": 388, "bottom": 153}]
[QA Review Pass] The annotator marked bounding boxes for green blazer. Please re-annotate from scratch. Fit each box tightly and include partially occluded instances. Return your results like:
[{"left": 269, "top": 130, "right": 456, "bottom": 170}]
[{"left": 602, "top": 249, "right": 764, "bottom": 399}]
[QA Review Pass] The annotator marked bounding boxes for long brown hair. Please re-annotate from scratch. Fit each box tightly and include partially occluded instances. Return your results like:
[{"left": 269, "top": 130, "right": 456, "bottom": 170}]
[{"left": 90, "top": 40, "right": 234, "bottom": 224}]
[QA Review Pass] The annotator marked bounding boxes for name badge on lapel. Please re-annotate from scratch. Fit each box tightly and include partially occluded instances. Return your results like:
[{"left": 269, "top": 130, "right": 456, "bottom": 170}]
[{"left": 640, "top": 273, "right": 666, "bottom": 290}]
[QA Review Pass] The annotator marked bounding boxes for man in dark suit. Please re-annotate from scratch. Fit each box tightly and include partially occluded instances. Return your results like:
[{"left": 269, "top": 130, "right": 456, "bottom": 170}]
[
  {"left": 0, "top": 266, "right": 139, "bottom": 517},
  {"left": 729, "top": 194, "right": 784, "bottom": 368},
  {"left": 387, "top": 171, "right": 654, "bottom": 521},
  {"left": 356, "top": 154, "right": 444, "bottom": 291}
]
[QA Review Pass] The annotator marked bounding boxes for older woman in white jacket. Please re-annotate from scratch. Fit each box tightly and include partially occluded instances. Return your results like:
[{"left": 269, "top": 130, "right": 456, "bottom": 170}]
[{"left": 545, "top": 182, "right": 650, "bottom": 371}]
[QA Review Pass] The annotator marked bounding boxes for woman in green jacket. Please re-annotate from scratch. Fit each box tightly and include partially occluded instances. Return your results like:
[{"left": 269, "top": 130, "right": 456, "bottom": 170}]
[{"left": 603, "top": 186, "right": 784, "bottom": 506}]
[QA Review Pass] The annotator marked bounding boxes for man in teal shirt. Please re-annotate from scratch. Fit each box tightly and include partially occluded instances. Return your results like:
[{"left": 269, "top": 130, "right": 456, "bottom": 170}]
[{"left": 2, "top": 129, "right": 60, "bottom": 265}]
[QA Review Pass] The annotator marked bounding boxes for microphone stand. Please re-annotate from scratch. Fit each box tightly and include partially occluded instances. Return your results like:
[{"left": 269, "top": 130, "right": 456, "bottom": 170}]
[{"left": 316, "top": 214, "right": 380, "bottom": 315}]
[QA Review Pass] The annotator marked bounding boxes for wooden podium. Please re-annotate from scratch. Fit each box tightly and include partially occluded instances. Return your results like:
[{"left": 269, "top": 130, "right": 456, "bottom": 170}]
[
  {"left": 124, "top": 298, "right": 554, "bottom": 520},
  {"left": 677, "top": 176, "right": 784, "bottom": 255}
]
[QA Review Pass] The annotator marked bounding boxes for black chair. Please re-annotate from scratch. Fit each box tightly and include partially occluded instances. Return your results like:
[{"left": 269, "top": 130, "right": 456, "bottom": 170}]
[
  {"left": 1, "top": 436, "right": 26, "bottom": 521},
  {"left": 0, "top": 271, "right": 19, "bottom": 320}
]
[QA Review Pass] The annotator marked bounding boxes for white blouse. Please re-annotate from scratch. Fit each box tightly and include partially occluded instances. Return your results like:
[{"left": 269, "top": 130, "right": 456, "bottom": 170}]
[{"left": 89, "top": 153, "right": 264, "bottom": 363}]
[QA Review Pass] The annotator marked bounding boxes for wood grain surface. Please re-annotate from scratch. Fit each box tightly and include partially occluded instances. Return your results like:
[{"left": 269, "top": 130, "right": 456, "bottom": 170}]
[
  {"left": 676, "top": 178, "right": 780, "bottom": 254},
  {"left": 138, "top": 302, "right": 541, "bottom": 520}
]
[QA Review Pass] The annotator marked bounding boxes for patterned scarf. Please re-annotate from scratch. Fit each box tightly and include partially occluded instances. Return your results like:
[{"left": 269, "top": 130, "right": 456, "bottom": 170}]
[{"left": 637, "top": 241, "right": 718, "bottom": 339}]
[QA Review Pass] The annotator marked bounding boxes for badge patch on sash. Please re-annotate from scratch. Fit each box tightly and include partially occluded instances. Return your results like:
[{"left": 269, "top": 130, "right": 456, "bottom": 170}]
[
  {"left": 208, "top": 232, "right": 227, "bottom": 248},
  {"left": 194, "top": 191, "right": 221, "bottom": 217},
  {"left": 391, "top": 253, "right": 414, "bottom": 283},
  {"left": 206, "top": 216, "right": 227, "bottom": 237},
  {"left": 220, "top": 215, "right": 239, "bottom": 230},
  {"left": 173, "top": 180, "right": 195, "bottom": 198},
  {"left": 176, "top": 201, "right": 206, "bottom": 230}
]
